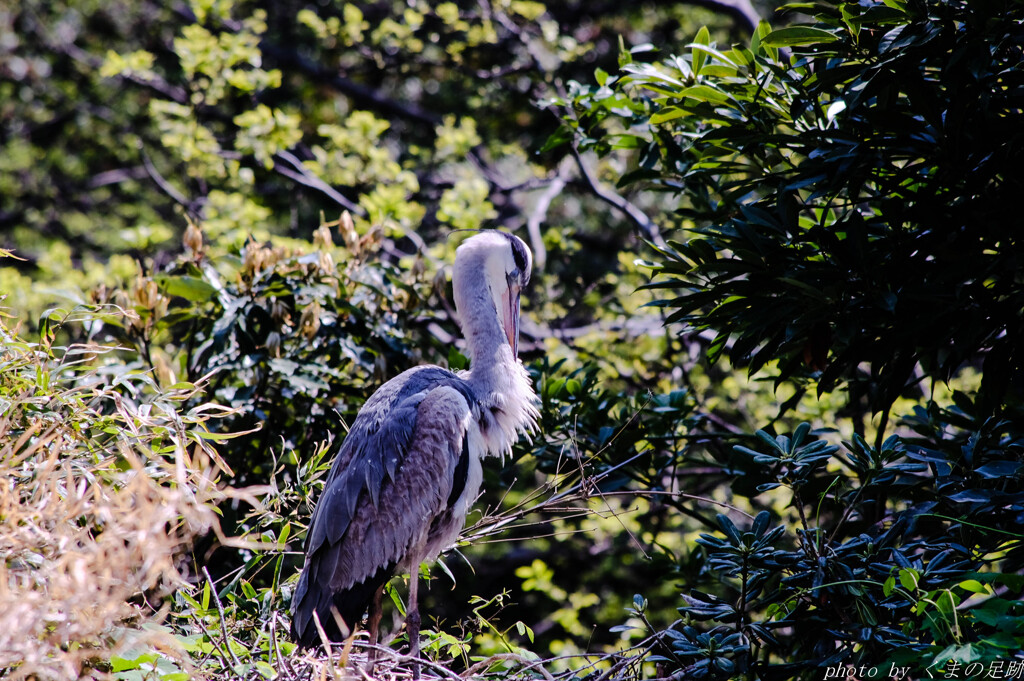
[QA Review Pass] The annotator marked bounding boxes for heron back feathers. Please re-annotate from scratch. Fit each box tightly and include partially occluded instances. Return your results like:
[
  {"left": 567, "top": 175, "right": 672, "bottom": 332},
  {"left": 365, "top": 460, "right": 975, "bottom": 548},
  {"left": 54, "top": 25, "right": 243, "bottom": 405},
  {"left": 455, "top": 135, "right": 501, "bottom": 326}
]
[{"left": 291, "top": 368, "right": 480, "bottom": 646}]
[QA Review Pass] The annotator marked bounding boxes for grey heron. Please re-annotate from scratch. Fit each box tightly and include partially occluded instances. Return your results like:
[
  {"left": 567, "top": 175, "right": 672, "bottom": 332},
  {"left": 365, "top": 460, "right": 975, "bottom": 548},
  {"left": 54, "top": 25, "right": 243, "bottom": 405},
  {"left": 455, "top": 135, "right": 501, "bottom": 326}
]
[{"left": 290, "top": 231, "right": 538, "bottom": 669}]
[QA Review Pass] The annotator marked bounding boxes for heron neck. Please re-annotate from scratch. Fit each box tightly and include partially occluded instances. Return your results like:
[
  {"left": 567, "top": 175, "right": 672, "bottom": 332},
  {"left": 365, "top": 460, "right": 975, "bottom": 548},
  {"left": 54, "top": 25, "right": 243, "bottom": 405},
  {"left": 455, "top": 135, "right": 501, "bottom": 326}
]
[
  {"left": 454, "top": 264, "right": 517, "bottom": 395},
  {"left": 465, "top": 336, "right": 519, "bottom": 397},
  {"left": 453, "top": 261, "right": 537, "bottom": 455}
]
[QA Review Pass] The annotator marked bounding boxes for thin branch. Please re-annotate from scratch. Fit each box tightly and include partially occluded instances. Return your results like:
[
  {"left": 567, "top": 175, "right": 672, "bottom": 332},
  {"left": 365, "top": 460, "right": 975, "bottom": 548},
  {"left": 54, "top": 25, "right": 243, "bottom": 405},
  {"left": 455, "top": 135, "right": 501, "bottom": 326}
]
[
  {"left": 271, "top": 613, "right": 299, "bottom": 681},
  {"left": 141, "top": 147, "right": 191, "bottom": 211},
  {"left": 465, "top": 151, "right": 553, "bottom": 194},
  {"left": 87, "top": 166, "right": 150, "bottom": 189},
  {"left": 202, "top": 567, "right": 243, "bottom": 668},
  {"left": 682, "top": 0, "right": 763, "bottom": 34},
  {"left": 569, "top": 144, "right": 667, "bottom": 250},
  {"left": 273, "top": 151, "right": 365, "bottom": 216},
  {"left": 310, "top": 611, "right": 341, "bottom": 681},
  {"left": 524, "top": 157, "right": 574, "bottom": 270},
  {"left": 520, "top": 315, "right": 670, "bottom": 342},
  {"left": 60, "top": 42, "right": 188, "bottom": 103},
  {"left": 464, "top": 653, "right": 556, "bottom": 680}
]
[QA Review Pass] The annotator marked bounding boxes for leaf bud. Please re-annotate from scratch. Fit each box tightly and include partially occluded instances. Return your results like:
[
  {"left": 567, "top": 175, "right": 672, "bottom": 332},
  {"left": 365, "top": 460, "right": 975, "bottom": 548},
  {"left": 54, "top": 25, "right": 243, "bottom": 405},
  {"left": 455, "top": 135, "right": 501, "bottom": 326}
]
[
  {"left": 183, "top": 222, "right": 204, "bottom": 255},
  {"left": 318, "top": 250, "right": 335, "bottom": 274},
  {"left": 265, "top": 331, "right": 282, "bottom": 358},
  {"left": 312, "top": 223, "right": 334, "bottom": 250},
  {"left": 340, "top": 210, "right": 358, "bottom": 250},
  {"left": 299, "top": 301, "right": 322, "bottom": 340},
  {"left": 243, "top": 240, "right": 268, "bottom": 274}
]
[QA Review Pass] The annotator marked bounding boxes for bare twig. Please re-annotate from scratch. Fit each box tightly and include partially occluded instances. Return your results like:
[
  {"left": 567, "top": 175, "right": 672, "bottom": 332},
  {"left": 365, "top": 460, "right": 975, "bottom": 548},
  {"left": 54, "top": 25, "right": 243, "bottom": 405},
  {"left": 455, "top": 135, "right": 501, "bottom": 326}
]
[
  {"left": 60, "top": 42, "right": 188, "bottom": 103},
  {"left": 273, "top": 150, "right": 365, "bottom": 216},
  {"left": 271, "top": 613, "right": 299, "bottom": 681},
  {"left": 87, "top": 166, "right": 150, "bottom": 189},
  {"left": 569, "top": 144, "right": 667, "bottom": 250},
  {"left": 202, "top": 567, "right": 243, "bottom": 668},
  {"left": 346, "top": 641, "right": 464, "bottom": 681},
  {"left": 464, "top": 652, "right": 557, "bottom": 680},
  {"left": 683, "top": 0, "right": 763, "bottom": 34},
  {"left": 524, "top": 157, "right": 574, "bottom": 270},
  {"left": 311, "top": 611, "right": 341, "bottom": 681},
  {"left": 261, "top": 43, "right": 441, "bottom": 127},
  {"left": 194, "top": 616, "right": 245, "bottom": 681},
  {"left": 141, "top": 147, "right": 191, "bottom": 211}
]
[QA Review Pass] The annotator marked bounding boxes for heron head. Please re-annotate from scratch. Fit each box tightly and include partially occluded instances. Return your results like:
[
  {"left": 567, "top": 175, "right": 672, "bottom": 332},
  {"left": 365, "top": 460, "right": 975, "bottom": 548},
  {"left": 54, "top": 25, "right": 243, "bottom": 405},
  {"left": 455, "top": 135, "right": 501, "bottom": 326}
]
[{"left": 453, "top": 231, "right": 532, "bottom": 357}]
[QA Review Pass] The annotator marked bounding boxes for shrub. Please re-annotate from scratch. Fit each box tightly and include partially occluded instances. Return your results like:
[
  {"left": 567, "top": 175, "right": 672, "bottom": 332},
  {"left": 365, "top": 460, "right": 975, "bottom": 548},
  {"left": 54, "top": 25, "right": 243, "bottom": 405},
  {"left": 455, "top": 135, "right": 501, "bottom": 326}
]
[
  {"left": 559, "top": 0, "right": 1024, "bottom": 676},
  {"left": 0, "top": 304, "right": 229, "bottom": 679}
]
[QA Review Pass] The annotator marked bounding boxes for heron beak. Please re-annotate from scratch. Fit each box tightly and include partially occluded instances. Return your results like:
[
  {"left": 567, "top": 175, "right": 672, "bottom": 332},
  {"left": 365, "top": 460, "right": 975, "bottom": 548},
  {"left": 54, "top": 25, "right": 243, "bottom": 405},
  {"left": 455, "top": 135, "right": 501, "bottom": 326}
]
[{"left": 501, "top": 286, "right": 521, "bottom": 357}]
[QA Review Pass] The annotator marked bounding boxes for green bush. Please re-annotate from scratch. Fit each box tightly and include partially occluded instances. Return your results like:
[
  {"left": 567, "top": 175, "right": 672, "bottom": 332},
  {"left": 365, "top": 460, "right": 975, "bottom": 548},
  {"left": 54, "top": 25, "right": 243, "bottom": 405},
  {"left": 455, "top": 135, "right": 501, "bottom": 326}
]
[
  {"left": 560, "top": 0, "right": 1024, "bottom": 676},
  {"left": 0, "top": 292, "right": 227, "bottom": 679}
]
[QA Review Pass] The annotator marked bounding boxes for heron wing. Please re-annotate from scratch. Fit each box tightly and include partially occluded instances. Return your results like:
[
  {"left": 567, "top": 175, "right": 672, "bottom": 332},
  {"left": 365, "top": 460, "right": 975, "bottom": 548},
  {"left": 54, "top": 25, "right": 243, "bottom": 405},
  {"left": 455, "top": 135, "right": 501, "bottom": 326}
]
[
  {"left": 305, "top": 366, "right": 474, "bottom": 555},
  {"left": 291, "top": 368, "right": 476, "bottom": 644},
  {"left": 322, "top": 385, "right": 473, "bottom": 588}
]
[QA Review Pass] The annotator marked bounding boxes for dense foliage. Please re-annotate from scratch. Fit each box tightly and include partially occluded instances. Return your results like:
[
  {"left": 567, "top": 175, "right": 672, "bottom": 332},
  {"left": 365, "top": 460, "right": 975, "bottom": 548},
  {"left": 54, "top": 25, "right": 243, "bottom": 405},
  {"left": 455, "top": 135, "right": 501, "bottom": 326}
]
[
  {"left": 3, "top": 0, "right": 1023, "bottom": 679},
  {"left": 560, "top": 0, "right": 1024, "bottom": 676},
  {"left": 0, "top": 306, "right": 227, "bottom": 679}
]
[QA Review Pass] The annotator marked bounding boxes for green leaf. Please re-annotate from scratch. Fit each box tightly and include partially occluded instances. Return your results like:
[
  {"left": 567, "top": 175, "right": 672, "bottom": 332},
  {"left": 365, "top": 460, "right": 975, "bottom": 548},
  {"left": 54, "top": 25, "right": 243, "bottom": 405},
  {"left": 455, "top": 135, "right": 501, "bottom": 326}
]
[
  {"left": 899, "top": 568, "right": 919, "bottom": 592},
  {"left": 617, "top": 34, "right": 632, "bottom": 68},
  {"left": 677, "top": 85, "right": 730, "bottom": 105},
  {"left": 540, "top": 125, "right": 573, "bottom": 153},
  {"left": 958, "top": 579, "right": 987, "bottom": 594},
  {"left": 650, "top": 107, "right": 688, "bottom": 125},
  {"left": 750, "top": 20, "right": 775, "bottom": 59},
  {"left": 762, "top": 27, "right": 839, "bottom": 47},
  {"left": 110, "top": 651, "right": 158, "bottom": 672},
  {"left": 692, "top": 26, "right": 710, "bottom": 75},
  {"left": 191, "top": 430, "right": 240, "bottom": 442},
  {"left": 161, "top": 674, "right": 190, "bottom": 681},
  {"left": 702, "top": 64, "right": 738, "bottom": 78},
  {"left": 385, "top": 582, "right": 406, "bottom": 616},
  {"left": 792, "top": 422, "right": 811, "bottom": 450},
  {"left": 157, "top": 274, "right": 218, "bottom": 302},
  {"left": 881, "top": 0, "right": 907, "bottom": 12}
]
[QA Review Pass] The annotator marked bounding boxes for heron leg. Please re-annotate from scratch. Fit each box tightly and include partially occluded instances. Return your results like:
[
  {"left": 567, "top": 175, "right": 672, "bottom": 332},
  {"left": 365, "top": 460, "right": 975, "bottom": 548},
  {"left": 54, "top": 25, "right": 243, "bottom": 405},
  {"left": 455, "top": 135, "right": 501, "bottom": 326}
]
[
  {"left": 407, "top": 569, "right": 421, "bottom": 680},
  {"left": 366, "top": 584, "right": 384, "bottom": 675}
]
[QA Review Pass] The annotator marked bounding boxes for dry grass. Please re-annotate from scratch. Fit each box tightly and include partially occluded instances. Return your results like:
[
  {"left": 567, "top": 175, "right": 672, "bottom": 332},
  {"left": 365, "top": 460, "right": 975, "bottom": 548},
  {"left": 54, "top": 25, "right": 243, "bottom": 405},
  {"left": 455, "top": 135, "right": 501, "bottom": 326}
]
[{"left": 0, "top": 330, "right": 228, "bottom": 680}]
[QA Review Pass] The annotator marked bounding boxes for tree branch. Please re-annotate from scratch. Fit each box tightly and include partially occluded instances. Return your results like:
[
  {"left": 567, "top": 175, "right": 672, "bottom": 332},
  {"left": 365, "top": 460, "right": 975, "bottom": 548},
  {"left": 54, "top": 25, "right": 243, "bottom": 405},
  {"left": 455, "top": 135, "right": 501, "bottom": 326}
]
[
  {"left": 523, "top": 158, "right": 574, "bottom": 269},
  {"left": 680, "top": 0, "right": 762, "bottom": 35},
  {"left": 569, "top": 144, "right": 667, "bottom": 250},
  {"left": 140, "top": 147, "right": 192, "bottom": 212},
  {"left": 272, "top": 150, "right": 365, "bottom": 216}
]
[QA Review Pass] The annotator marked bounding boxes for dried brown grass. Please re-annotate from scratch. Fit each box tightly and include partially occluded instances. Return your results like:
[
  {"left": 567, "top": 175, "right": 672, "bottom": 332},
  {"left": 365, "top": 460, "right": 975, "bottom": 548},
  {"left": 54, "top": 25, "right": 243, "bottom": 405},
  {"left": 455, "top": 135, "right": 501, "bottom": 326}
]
[{"left": 0, "top": 332, "right": 228, "bottom": 680}]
